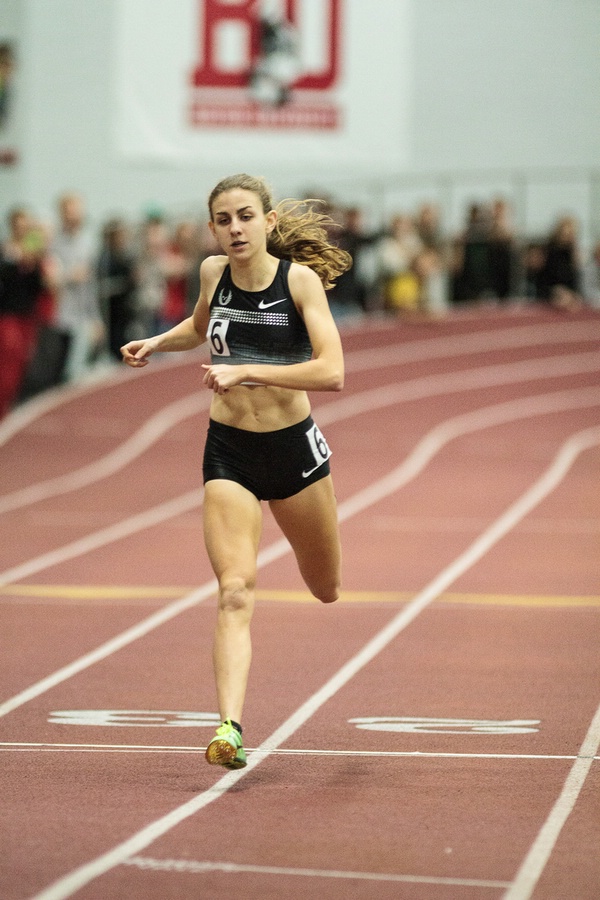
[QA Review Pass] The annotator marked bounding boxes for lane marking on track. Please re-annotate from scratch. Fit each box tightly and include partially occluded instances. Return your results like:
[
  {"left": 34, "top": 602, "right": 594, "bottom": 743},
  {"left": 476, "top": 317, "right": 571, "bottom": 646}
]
[
  {"left": 0, "top": 488, "right": 205, "bottom": 591},
  {"left": 28, "top": 425, "right": 600, "bottom": 900},
  {"left": 503, "top": 700, "right": 600, "bottom": 900},
  {"left": 1, "top": 347, "right": 598, "bottom": 516},
  {"left": 437, "top": 594, "right": 600, "bottom": 608},
  {"left": 1, "top": 354, "right": 597, "bottom": 594},
  {"left": 1, "top": 741, "right": 598, "bottom": 762},
  {"left": 0, "top": 352, "right": 198, "bottom": 449},
  {"left": 45, "top": 710, "right": 220, "bottom": 727},
  {"left": 1, "top": 315, "right": 597, "bottom": 449},
  {"left": 0, "top": 393, "right": 209, "bottom": 515},
  {"left": 123, "top": 855, "right": 513, "bottom": 889},
  {"left": 350, "top": 716, "right": 540, "bottom": 734},
  {"left": 343, "top": 318, "right": 600, "bottom": 374},
  {"left": 1, "top": 387, "right": 599, "bottom": 720},
  {"left": 371, "top": 515, "right": 600, "bottom": 534},
  {"left": 39, "top": 711, "right": 543, "bottom": 734},
  {"left": 317, "top": 349, "right": 600, "bottom": 430},
  {"left": 2, "top": 585, "right": 599, "bottom": 607}
]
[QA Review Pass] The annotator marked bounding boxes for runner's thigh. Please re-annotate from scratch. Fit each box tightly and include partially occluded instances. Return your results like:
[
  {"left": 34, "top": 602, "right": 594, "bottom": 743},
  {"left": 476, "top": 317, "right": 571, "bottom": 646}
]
[
  {"left": 203, "top": 479, "right": 263, "bottom": 583},
  {"left": 269, "top": 475, "right": 341, "bottom": 584}
]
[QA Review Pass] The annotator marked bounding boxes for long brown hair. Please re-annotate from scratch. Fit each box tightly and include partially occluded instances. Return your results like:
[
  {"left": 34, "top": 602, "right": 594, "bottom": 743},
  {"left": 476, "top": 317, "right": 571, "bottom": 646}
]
[{"left": 208, "top": 174, "right": 352, "bottom": 290}]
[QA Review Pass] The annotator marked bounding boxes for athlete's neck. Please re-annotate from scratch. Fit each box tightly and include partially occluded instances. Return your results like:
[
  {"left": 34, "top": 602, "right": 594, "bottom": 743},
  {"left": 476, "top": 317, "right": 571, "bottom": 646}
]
[{"left": 229, "top": 254, "right": 280, "bottom": 292}]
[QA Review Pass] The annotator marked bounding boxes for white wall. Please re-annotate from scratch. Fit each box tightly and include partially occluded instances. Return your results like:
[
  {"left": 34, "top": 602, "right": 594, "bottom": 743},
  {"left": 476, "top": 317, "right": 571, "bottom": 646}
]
[
  {"left": 412, "top": 0, "right": 600, "bottom": 171},
  {"left": 1, "top": 0, "right": 599, "bottom": 239}
]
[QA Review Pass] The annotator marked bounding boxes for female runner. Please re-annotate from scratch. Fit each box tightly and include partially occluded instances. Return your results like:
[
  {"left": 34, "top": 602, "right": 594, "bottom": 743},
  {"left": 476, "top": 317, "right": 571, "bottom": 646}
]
[{"left": 121, "top": 174, "right": 351, "bottom": 768}]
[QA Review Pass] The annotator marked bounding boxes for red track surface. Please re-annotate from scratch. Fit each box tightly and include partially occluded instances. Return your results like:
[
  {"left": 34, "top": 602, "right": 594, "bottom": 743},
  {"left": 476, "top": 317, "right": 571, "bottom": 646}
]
[{"left": 1, "top": 305, "right": 599, "bottom": 900}]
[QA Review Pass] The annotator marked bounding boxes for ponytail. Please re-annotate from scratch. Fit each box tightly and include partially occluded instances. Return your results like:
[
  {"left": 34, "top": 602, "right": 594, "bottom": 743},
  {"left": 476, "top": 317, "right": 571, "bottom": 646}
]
[{"left": 269, "top": 199, "right": 352, "bottom": 290}]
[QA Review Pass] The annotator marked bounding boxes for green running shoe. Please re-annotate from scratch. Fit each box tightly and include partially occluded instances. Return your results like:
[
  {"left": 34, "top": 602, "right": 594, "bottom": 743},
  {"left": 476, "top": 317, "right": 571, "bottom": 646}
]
[{"left": 205, "top": 720, "right": 247, "bottom": 769}]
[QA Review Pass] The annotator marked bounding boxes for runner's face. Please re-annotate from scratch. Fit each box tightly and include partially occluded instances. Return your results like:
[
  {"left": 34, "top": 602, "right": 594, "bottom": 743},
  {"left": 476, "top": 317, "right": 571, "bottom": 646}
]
[{"left": 209, "top": 189, "right": 276, "bottom": 259}]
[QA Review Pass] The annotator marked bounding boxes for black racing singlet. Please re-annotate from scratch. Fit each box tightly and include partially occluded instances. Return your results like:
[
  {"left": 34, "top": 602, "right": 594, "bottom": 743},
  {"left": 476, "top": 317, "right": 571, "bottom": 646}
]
[{"left": 207, "top": 259, "right": 313, "bottom": 366}]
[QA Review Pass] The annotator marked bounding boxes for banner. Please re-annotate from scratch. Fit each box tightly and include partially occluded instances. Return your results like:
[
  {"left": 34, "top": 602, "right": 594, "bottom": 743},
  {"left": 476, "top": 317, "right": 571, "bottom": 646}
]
[{"left": 115, "top": 0, "right": 411, "bottom": 176}]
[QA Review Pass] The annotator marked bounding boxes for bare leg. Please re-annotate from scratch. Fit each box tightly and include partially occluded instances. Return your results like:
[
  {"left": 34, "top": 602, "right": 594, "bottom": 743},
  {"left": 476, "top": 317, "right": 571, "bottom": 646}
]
[
  {"left": 203, "top": 479, "right": 263, "bottom": 723},
  {"left": 269, "top": 474, "right": 341, "bottom": 603}
]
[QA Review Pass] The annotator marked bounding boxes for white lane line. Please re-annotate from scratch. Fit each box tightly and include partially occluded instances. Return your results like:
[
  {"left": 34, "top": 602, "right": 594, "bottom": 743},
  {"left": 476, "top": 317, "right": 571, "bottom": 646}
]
[
  {"left": 2, "top": 349, "right": 597, "bottom": 515},
  {"left": 1, "top": 386, "right": 598, "bottom": 719},
  {"left": 2, "top": 376, "right": 597, "bottom": 591},
  {"left": 0, "top": 742, "right": 594, "bottom": 761},
  {"left": 334, "top": 388, "right": 600, "bottom": 523},
  {"left": 0, "top": 489, "right": 205, "bottom": 591},
  {"left": 0, "top": 352, "right": 195, "bottom": 448},
  {"left": 503, "top": 700, "right": 600, "bottom": 900},
  {"left": 123, "top": 855, "right": 512, "bottom": 889},
  {"left": 318, "top": 350, "right": 600, "bottom": 428},
  {"left": 0, "top": 393, "right": 208, "bottom": 515},
  {"left": 343, "top": 319, "right": 600, "bottom": 373},
  {"left": 1, "top": 317, "right": 597, "bottom": 450},
  {"left": 29, "top": 424, "right": 600, "bottom": 900},
  {"left": 0, "top": 554, "right": 215, "bottom": 721}
]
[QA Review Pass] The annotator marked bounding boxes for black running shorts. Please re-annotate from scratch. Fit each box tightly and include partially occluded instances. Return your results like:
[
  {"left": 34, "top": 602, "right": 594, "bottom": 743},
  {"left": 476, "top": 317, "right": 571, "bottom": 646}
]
[{"left": 203, "top": 414, "right": 332, "bottom": 501}]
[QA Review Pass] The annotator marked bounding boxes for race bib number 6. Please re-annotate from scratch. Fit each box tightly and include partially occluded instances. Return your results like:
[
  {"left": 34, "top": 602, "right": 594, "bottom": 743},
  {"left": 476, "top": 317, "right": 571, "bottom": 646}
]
[
  {"left": 208, "top": 318, "right": 231, "bottom": 356},
  {"left": 305, "top": 423, "right": 332, "bottom": 471}
]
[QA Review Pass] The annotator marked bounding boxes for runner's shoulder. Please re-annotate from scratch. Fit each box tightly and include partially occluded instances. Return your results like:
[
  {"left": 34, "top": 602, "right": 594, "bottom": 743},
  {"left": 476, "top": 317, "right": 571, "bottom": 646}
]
[{"left": 201, "top": 254, "right": 228, "bottom": 280}]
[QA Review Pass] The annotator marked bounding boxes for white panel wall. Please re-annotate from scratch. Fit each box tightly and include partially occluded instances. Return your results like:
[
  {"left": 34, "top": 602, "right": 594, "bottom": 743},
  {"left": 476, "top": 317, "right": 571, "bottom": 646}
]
[
  {"left": 1, "top": 0, "right": 599, "bottom": 239},
  {"left": 412, "top": 0, "right": 600, "bottom": 170}
]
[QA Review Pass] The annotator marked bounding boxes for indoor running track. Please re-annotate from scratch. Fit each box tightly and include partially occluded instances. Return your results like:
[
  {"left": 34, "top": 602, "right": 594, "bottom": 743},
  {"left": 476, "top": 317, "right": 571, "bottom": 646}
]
[{"left": 1, "top": 304, "right": 599, "bottom": 900}]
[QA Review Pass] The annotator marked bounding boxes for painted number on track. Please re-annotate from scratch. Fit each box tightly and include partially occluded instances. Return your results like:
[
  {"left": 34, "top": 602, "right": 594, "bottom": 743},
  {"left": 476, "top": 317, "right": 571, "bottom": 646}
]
[
  {"left": 349, "top": 717, "right": 540, "bottom": 734},
  {"left": 48, "top": 710, "right": 221, "bottom": 727}
]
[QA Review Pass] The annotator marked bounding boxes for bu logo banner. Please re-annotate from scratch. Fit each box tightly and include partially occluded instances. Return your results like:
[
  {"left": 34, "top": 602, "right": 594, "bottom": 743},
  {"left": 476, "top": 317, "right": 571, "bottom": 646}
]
[
  {"left": 116, "top": 0, "right": 410, "bottom": 171},
  {"left": 189, "top": 0, "right": 342, "bottom": 130}
]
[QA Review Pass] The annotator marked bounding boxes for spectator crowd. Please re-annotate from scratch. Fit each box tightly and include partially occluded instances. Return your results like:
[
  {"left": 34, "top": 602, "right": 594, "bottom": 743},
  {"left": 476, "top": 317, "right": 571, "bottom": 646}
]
[{"left": 1, "top": 190, "right": 599, "bottom": 419}]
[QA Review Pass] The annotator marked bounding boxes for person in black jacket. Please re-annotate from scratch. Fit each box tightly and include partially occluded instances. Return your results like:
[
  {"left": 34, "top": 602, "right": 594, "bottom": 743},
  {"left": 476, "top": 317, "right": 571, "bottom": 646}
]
[
  {"left": 537, "top": 215, "right": 582, "bottom": 309},
  {"left": 97, "top": 219, "right": 137, "bottom": 360}
]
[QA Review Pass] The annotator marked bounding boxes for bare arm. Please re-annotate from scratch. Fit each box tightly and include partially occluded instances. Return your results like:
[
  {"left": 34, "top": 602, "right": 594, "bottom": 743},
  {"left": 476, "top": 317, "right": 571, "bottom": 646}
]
[{"left": 202, "top": 263, "right": 344, "bottom": 394}]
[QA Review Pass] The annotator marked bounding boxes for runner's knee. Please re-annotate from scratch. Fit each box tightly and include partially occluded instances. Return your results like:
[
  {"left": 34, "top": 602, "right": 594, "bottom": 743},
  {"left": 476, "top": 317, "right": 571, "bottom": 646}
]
[
  {"left": 311, "top": 575, "right": 340, "bottom": 604},
  {"left": 317, "top": 589, "right": 339, "bottom": 604},
  {"left": 218, "top": 575, "right": 254, "bottom": 614}
]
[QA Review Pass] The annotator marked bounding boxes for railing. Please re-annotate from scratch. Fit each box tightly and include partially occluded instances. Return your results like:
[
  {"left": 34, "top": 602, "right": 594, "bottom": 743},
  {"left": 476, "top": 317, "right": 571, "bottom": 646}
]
[{"left": 322, "top": 165, "right": 600, "bottom": 249}]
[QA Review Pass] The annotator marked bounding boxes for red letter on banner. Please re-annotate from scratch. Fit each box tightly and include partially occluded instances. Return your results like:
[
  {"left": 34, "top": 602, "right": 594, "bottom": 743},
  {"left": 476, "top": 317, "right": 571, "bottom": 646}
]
[
  {"left": 191, "top": 0, "right": 259, "bottom": 88},
  {"left": 191, "top": 0, "right": 341, "bottom": 92}
]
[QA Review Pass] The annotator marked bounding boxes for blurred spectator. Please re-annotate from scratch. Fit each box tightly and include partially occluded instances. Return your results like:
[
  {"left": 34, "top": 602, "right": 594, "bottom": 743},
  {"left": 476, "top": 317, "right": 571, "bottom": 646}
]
[
  {"left": 416, "top": 202, "right": 445, "bottom": 253},
  {"left": 413, "top": 247, "right": 450, "bottom": 317},
  {"left": 0, "top": 208, "right": 52, "bottom": 416},
  {"left": 582, "top": 240, "right": 600, "bottom": 308},
  {"left": 522, "top": 241, "right": 546, "bottom": 300},
  {"left": 451, "top": 202, "right": 493, "bottom": 303},
  {"left": 377, "top": 213, "right": 424, "bottom": 313},
  {"left": 51, "top": 192, "right": 103, "bottom": 380},
  {"left": 184, "top": 222, "right": 219, "bottom": 315},
  {"left": 489, "top": 198, "right": 517, "bottom": 301},
  {"left": 97, "top": 218, "right": 137, "bottom": 361},
  {"left": 161, "top": 220, "right": 201, "bottom": 331},
  {"left": 135, "top": 216, "right": 169, "bottom": 335},
  {"left": 3, "top": 188, "right": 596, "bottom": 419},
  {"left": 537, "top": 215, "right": 582, "bottom": 309},
  {"left": 327, "top": 206, "right": 381, "bottom": 317},
  {"left": 412, "top": 203, "right": 449, "bottom": 315}
]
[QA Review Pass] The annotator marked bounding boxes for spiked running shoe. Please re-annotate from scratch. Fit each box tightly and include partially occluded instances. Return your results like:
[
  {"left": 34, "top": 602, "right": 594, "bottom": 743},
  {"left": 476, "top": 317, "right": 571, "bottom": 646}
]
[{"left": 205, "top": 720, "right": 247, "bottom": 769}]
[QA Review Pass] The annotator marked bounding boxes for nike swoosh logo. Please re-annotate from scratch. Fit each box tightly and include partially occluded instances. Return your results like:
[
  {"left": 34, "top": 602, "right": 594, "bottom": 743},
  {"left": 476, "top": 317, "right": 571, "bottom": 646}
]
[
  {"left": 302, "top": 462, "right": 324, "bottom": 478},
  {"left": 258, "top": 298, "right": 286, "bottom": 309}
]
